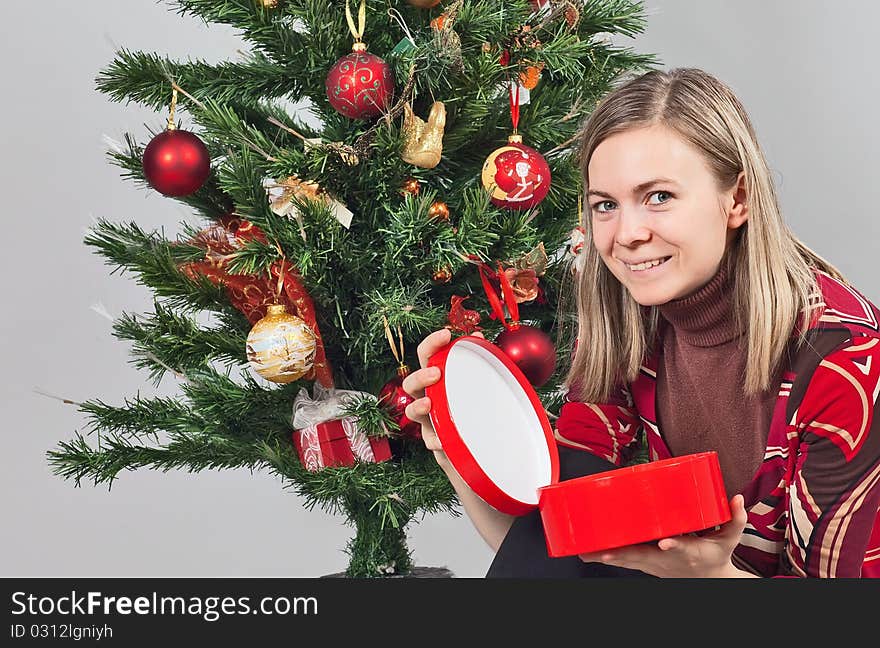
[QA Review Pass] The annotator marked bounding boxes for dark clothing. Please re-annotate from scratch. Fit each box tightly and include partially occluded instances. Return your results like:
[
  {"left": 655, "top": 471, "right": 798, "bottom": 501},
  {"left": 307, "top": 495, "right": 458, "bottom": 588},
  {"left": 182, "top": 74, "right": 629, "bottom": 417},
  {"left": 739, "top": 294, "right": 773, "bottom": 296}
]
[{"left": 485, "top": 447, "right": 651, "bottom": 578}]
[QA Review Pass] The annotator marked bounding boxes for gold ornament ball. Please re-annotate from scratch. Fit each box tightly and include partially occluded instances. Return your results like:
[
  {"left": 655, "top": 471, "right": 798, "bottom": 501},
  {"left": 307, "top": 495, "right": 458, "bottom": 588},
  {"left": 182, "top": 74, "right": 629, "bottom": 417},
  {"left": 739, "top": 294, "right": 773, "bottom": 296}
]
[
  {"left": 401, "top": 177, "right": 421, "bottom": 196},
  {"left": 433, "top": 267, "right": 453, "bottom": 283},
  {"left": 407, "top": 0, "right": 442, "bottom": 8},
  {"left": 260, "top": 0, "right": 278, "bottom": 7},
  {"left": 246, "top": 304, "right": 317, "bottom": 383},
  {"left": 429, "top": 200, "right": 450, "bottom": 221}
]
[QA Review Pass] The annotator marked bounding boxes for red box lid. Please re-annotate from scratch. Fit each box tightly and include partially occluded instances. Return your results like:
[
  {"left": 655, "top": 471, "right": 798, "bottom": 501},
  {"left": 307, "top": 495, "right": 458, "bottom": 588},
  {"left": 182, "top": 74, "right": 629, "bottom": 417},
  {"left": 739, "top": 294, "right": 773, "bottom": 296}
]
[{"left": 425, "top": 335, "right": 559, "bottom": 515}]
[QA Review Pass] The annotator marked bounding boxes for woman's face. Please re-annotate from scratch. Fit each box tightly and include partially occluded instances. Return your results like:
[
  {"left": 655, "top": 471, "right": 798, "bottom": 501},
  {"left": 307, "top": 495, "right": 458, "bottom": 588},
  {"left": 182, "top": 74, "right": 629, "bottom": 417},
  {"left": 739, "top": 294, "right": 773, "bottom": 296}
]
[{"left": 587, "top": 123, "right": 748, "bottom": 306}]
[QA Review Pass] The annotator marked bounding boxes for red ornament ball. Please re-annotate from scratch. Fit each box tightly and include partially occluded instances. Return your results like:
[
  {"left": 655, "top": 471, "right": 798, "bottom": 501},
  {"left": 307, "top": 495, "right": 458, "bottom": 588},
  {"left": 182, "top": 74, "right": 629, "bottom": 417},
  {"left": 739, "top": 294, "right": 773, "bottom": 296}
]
[
  {"left": 142, "top": 129, "right": 211, "bottom": 197},
  {"left": 379, "top": 367, "right": 422, "bottom": 439},
  {"left": 325, "top": 49, "right": 394, "bottom": 120},
  {"left": 495, "top": 324, "right": 556, "bottom": 388},
  {"left": 481, "top": 139, "right": 551, "bottom": 210}
]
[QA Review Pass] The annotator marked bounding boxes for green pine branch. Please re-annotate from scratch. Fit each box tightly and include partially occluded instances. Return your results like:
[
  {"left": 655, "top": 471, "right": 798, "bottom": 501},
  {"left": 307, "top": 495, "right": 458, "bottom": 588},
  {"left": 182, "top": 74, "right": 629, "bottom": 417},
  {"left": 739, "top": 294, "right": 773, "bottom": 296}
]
[
  {"left": 48, "top": 431, "right": 276, "bottom": 488},
  {"left": 96, "top": 49, "right": 299, "bottom": 110},
  {"left": 84, "top": 218, "right": 243, "bottom": 316},
  {"left": 113, "top": 301, "right": 247, "bottom": 385},
  {"left": 172, "top": 0, "right": 315, "bottom": 64}
]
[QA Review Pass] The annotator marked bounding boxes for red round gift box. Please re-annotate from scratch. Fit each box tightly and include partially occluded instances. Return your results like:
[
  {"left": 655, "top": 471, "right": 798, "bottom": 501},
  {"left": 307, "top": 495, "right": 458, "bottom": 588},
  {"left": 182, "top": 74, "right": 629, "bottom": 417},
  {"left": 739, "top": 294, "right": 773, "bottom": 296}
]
[
  {"left": 537, "top": 452, "right": 730, "bottom": 556},
  {"left": 425, "top": 334, "right": 732, "bottom": 557}
]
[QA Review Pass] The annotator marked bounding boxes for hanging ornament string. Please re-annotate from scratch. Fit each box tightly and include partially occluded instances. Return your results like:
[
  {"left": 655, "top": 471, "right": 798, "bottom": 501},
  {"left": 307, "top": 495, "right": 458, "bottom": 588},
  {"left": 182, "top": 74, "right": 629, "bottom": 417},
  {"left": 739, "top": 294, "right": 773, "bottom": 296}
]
[
  {"left": 166, "top": 87, "right": 178, "bottom": 131},
  {"left": 508, "top": 79, "right": 521, "bottom": 135},
  {"left": 345, "top": 0, "right": 367, "bottom": 44},
  {"left": 381, "top": 314, "right": 407, "bottom": 371},
  {"left": 477, "top": 262, "right": 520, "bottom": 330},
  {"left": 387, "top": 7, "right": 416, "bottom": 47}
]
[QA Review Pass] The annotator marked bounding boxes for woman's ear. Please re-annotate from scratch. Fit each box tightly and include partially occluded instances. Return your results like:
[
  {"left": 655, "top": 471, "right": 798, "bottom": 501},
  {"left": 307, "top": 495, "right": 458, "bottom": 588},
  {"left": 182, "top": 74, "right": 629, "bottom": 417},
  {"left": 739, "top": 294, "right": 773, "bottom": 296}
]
[{"left": 726, "top": 171, "right": 749, "bottom": 229}]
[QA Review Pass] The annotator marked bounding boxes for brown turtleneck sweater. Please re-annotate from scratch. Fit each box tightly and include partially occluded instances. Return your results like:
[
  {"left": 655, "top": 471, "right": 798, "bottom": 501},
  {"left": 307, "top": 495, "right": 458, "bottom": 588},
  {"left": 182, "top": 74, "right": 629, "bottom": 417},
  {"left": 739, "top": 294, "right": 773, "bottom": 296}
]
[{"left": 655, "top": 264, "right": 779, "bottom": 498}]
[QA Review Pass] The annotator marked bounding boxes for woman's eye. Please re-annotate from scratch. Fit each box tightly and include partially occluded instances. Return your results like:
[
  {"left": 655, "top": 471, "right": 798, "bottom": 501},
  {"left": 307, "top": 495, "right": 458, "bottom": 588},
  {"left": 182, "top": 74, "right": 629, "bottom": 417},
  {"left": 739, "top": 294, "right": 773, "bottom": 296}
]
[
  {"left": 648, "top": 190, "right": 673, "bottom": 205},
  {"left": 592, "top": 191, "right": 672, "bottom": 213}
]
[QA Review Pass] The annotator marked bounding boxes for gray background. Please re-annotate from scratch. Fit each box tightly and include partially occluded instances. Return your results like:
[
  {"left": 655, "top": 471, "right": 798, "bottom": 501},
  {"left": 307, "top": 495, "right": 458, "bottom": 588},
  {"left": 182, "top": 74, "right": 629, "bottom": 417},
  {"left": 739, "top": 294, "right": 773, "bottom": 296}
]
[{"left": 2, "top": 1, "right": 877, "bottom": 578}]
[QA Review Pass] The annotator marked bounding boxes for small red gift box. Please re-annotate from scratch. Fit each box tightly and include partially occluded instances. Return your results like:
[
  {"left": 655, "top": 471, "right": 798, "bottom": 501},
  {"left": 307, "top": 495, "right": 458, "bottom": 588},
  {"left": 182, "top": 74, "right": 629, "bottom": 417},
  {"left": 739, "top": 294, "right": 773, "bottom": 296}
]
[
  {"left": 293, "top": 417, "right": 392, "bottom": 472},
  {"left": 292, "top": 384, "right": 393, "bottom": 472}
]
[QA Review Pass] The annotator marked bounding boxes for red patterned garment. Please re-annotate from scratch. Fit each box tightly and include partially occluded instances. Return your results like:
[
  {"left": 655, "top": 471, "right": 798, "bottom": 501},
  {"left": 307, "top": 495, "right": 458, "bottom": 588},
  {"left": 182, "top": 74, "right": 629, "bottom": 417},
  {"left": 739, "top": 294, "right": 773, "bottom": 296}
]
[{"left": 555, "top": 271, "right": 880, "bottom": 577}]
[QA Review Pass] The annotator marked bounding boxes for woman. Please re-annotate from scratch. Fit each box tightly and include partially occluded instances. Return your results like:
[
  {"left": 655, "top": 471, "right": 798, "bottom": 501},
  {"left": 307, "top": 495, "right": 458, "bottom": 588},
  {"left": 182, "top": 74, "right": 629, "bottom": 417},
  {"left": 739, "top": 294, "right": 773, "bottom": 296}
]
[{"left": 403, "top": 68, "right": 880, "bottom": 578}]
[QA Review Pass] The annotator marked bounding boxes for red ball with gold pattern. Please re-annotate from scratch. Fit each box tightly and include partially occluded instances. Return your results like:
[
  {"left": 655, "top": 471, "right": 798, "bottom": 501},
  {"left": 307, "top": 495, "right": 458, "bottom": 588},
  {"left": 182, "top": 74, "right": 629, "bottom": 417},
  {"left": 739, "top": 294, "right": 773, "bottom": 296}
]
[
  {"left": 481, "top": 134, "right": 551, "bottom": 210},
  {"left": 325, "top": 43, "right": 394, "bottom": 120}
]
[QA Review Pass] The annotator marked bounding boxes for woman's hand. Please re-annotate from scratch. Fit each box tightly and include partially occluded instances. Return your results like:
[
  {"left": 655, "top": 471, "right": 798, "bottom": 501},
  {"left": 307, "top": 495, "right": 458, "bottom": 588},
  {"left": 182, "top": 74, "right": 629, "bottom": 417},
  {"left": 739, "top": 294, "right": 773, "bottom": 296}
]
[
  {"left": 578, "top": 494, "right": 756, "bottom": 577},
  {"left": 401, "top": 328, "right": 485, "bottom": 469}
]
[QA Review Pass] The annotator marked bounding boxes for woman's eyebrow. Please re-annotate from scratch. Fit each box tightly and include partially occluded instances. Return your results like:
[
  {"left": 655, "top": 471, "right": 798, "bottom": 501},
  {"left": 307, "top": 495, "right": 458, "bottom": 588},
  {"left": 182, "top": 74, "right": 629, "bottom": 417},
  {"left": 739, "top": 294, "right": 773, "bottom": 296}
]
[{"left": 587, "top": 178, "right": 679, "bottom": 199}]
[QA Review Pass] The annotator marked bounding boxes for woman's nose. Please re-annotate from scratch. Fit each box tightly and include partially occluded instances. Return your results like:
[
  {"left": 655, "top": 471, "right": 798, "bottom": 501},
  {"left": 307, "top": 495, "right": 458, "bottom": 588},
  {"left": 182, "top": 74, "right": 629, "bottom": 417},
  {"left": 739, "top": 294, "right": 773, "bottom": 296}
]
[{"left": 614, "top": 209, "right": 652, "bottom": 246}]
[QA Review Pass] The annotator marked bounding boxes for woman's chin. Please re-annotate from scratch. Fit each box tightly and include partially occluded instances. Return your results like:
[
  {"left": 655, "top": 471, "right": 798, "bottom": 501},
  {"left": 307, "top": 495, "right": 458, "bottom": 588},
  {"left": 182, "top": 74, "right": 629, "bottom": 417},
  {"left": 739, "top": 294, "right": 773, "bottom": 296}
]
[
  {"left": 632, "top": 294, "right": 669, "bottom": 307},
  {"left": 627, "top": 284, "right": 675, "bottom": 307}
]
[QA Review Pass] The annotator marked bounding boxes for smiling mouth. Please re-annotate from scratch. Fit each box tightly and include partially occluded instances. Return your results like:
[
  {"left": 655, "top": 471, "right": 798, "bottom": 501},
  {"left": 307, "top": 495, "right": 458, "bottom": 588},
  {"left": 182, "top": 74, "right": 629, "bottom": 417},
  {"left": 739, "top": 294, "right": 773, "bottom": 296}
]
[{"left": 621, "top": 256, "right": 672, "bottom": 272}]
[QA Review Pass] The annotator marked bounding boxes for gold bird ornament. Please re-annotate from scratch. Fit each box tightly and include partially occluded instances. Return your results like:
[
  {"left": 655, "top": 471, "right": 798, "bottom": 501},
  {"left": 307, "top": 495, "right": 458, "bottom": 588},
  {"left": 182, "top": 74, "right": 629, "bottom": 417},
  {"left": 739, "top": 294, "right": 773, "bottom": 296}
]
[{"left": 401, "top": 101, "right": 446, "bottom": 169}]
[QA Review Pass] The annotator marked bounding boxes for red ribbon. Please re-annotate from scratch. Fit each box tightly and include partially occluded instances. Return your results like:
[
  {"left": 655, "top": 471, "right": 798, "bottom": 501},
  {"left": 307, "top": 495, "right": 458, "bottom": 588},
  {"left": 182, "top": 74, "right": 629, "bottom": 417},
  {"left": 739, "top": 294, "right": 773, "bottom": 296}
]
[
  {"left": 179, "top": 215, "right": 335, "bottom": 388},
  {"left": 477, "top": 261, "right": 520, "bottom": 330},
  {"left": 508, "top": 81, "right": 520, "bottom": 133}
]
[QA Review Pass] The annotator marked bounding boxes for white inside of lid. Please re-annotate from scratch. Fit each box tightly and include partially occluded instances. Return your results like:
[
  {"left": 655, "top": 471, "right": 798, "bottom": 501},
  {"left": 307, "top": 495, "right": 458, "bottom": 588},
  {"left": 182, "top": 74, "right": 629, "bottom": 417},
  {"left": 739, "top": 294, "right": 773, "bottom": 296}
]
[{"left": 444, "top": 340, "right": 552, "bottom": 506}]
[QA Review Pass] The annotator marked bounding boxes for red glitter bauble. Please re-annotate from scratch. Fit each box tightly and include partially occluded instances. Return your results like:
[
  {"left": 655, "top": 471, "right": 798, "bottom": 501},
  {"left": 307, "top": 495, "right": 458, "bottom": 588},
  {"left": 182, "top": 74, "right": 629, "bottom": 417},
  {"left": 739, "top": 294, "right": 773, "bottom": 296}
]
[
  {"left": 481, "top": 140, "right": 551, "bottom": 210},
  {"left": 379, "top": 368, "right": 422, "bottom": 439},
  {"left": 495, "top": 324, "right": 556, "bottom": 387},
  {"left": 142, "top": 129, "right": 211, "bottom": 197},
  {"left": 325, "top": 50, "right": 394, "bottom": 120}
]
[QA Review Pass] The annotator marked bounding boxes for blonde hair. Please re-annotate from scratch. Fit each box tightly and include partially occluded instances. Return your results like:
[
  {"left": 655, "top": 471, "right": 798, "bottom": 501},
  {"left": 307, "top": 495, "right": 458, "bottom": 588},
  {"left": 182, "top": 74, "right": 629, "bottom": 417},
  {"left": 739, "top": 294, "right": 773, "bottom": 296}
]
[{"left": 562, "top": 67, "right": 845, "bottom": 403}]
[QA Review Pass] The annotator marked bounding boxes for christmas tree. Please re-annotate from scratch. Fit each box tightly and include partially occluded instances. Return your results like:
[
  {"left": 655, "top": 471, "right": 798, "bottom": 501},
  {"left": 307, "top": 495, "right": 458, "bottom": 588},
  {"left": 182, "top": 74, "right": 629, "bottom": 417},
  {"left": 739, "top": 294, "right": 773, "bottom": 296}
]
[{"left": 49, "top": 0, "right": 656, "bottom": 577}]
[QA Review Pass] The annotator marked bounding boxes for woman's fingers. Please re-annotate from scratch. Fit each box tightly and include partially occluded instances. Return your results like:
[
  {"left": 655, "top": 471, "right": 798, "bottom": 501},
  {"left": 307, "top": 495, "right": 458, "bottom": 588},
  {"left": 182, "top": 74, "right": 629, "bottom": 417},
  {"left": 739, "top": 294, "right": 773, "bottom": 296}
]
[
  {"left": 404, "top": 397, "right": 443, "bottom": 452},
  {"left": 416, "top": 328, "right": 451, "bottom": 370},
  {"left": 403, "top": 329, "right": 487, "bottom": 462},
  {"left": 401, "top": 366, "right": 442, "bottom": 401},
  {"left": 404, "top": 396, "right": 431, "bottom": 424}
]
